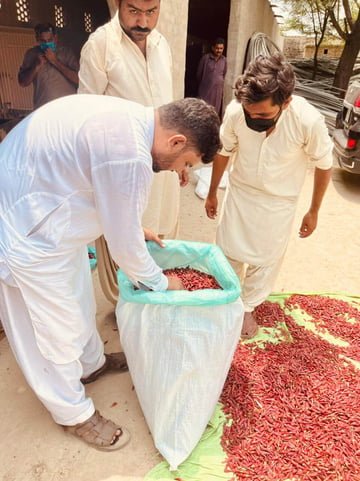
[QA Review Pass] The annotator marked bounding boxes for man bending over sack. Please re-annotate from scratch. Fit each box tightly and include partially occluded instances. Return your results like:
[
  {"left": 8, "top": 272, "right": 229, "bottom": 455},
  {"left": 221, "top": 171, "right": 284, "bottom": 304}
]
[
  {"left": 205, "top": 53, "right": 333, "bottom": 339},
  {"left": 0, "top": 95, "right": 220, "bottom": 451}
]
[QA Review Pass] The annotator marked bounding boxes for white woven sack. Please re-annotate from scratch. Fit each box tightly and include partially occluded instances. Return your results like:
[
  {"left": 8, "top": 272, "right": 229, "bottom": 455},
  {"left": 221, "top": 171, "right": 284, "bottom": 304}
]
[
  {"left": 116, "top": 298, "right": 244, "bottom": 471},
  {"left": 194, "top": 166, "right": 228, "bottom": 199}
]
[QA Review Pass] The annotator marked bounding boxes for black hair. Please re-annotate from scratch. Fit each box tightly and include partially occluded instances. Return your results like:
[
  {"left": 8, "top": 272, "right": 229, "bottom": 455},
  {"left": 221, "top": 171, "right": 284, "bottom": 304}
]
[
  {"left": 158, "top": 98, "right": 221, "bottom": 164},
  {"left": 212, "top": 37, "right": 225, "bottom": 46},
  {"left": 34, "top": 23, "right": 56, "bottom": 36},
  {"left": 235, "top": 53, "right": 295, "bottom": 106}
]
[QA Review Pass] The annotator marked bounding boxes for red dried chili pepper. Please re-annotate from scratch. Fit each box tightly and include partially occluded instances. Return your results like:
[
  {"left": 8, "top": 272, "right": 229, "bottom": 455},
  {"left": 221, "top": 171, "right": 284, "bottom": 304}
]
[
  {"left": 163, "top": 266, "right": 222, "bottom": 291},
  {"left": 134, "top": 266, "right": 222, "bottom": 291},
  {"left": 220, "top": 296, "right": 360, "bottom": 480}
]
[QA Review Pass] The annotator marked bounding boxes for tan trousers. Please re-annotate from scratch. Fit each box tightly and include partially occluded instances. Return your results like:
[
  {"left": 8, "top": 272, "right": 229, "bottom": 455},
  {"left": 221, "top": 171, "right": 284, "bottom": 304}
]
[{"left": 95, "top": 236, "right": 119, "bottom": 305}]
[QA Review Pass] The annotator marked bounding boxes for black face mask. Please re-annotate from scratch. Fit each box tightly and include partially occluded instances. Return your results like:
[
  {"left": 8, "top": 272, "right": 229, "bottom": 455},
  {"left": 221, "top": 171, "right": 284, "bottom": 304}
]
[{"left": 243, "top": 106, "right": 282, "bottom": 133}]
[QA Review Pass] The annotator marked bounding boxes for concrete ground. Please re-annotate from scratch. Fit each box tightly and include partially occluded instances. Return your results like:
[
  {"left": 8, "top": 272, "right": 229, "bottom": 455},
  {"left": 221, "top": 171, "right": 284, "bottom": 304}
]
[{"left": 1, "top": 161, "right": 359, "bottom": 481}]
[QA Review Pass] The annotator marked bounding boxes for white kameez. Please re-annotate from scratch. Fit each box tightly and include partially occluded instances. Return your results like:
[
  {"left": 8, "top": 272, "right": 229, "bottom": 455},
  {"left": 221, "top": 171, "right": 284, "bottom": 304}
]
[
  {"left": 0, "top": 95, "right": 168, "bottom": 423},
  {"left": 217, "top": 96, "right": 333, "bottom": 307},
  {"left": 78, "top": 12, "right": 178, "bottom": 237}
]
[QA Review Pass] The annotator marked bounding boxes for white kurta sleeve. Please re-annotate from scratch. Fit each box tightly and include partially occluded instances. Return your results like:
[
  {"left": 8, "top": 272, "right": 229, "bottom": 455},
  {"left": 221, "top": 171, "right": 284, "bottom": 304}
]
[
  {"left": 92, "top": 159, "right": 168, "bottom": 291},
  {"left": 304, "top": 116, "right": 334, "bottom": 170},
  {"left": 78, "top": 30, "right": 108, "bottom": 95},
  {"left": 218, "top": 101, "right": 239, "bottom": 157}
]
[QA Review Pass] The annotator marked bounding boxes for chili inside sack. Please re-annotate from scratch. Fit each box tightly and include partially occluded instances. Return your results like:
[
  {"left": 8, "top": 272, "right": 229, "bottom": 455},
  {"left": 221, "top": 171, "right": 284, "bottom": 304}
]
[{"left": 116, "top": 240, "right": 244, "bottom": 471}]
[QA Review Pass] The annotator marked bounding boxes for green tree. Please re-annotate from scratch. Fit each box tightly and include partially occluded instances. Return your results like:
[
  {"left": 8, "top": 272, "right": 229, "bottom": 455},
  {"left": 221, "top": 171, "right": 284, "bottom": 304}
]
[
  {"left": 282, "top": 0, "right": 335, "bottom": 79},
  {"left": 327, "top": 0, "right": 360, "bottom": 93}
]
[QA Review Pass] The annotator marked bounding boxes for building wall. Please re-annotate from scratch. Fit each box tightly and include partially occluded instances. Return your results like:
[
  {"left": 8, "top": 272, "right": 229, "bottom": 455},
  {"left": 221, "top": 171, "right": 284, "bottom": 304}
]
[
  {"left": 0, "top": 26, "right": 34, "bottom": 111},
  {"left": 157, "top": 0, "right": 283, "bottom": 106},
  {"left": 284, "top": 36, "right": 343, "bottom": 60},
  {"left": 0, "top": 0, "right": 282, "bottom": 116},
  {"left": 283, "top": 36, "right": 308, "bottom": 59},
  {"left": 305, "top": 44, "right": 343, "bottom": 59},
  {"left": 0, "top": 0, "right": 109, "bottom": 56},
  {"left": 156, "top": 1, "right": 189, "bottom": 100},
  {"left": 0, "top": 0, "right": 110, "bottom": 113},
  {"left": 224, "top": 0, "right": 283, "bottom": 108}
]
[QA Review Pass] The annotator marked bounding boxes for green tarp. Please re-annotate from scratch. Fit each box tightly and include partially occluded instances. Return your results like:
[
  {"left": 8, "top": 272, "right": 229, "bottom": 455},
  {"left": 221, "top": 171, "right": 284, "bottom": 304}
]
[{"left": 145, "top": 292, "right": 360, "bottom": 481}]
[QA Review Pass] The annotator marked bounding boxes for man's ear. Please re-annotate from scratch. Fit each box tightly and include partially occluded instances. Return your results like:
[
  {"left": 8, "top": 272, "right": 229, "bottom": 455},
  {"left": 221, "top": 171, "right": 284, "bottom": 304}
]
[{"left": 168, "top": 134, "right": 187, "bottom": 151}]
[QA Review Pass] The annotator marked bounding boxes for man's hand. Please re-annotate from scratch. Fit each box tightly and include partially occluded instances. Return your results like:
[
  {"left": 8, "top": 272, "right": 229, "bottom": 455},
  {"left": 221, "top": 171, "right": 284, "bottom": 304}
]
[
  {"left": 205, "top": 194, "right": 218, "bottom": 219},
  {"left": 36, "top": 52, "right": 48, "bottom": 68},
  {"left": 43, "top": 47, "right": 58, "bottom": 66},
  {"left": 178, "top": 167, "right": 189, "bottom": 187},
  {"left": 143, "top": 227, "right": 165, "bottom": 247},
  {"left": 166, "top": 275, "right": 184, "bottom": 290},
  {"left": 299, "top": 211, "right": 318, "bottom": 238}
]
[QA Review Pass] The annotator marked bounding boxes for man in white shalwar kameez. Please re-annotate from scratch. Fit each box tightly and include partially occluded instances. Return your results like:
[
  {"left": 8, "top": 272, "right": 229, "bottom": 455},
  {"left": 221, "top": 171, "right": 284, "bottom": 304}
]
[
  {"left": 78, "top": 0, "right": 182, "bottom": 302},
  {"left": 0, "top": 94, "right": 220, "bottom": 450},
  {"left": 205, "top": 54, "right": 333, "bottom": 340}
]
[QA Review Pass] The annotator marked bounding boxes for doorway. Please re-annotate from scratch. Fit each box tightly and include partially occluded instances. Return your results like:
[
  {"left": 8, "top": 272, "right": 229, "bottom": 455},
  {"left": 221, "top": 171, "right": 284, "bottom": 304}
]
[{"left": 185, "top": 0, "right": 231, "bottom": 98}]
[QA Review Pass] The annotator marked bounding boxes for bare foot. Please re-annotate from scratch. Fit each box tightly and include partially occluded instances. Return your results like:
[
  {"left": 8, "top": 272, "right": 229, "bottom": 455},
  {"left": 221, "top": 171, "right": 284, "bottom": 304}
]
[{"left": 241, "top": 311, "right": 259, "bottom": 339}]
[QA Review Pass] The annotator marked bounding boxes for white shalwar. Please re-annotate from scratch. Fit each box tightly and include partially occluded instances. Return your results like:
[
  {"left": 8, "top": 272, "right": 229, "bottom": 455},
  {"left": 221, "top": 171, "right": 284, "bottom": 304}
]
[
  {"left": 78, "top": 12, "right": 179, "bottom": 237},
  {"left": 0, "top": 94, "right": 168, "bottom": 424},
  {"left": 217, "top": 96, "right": 333, "bottom": 311}
]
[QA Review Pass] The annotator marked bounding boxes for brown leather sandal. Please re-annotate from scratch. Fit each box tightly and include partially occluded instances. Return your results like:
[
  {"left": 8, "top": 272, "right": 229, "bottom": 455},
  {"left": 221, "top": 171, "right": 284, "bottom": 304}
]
[
  {"left": 81, "top": 352, "right": 128, "bottom": 385},
  {"left": 64, "top": 410, "right": 131, "bottom": 451}
]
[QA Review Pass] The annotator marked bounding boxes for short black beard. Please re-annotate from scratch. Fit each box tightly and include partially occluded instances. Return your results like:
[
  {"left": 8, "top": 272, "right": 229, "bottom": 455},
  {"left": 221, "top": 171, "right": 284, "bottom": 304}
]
[
  {"left": 152, "top": 151, "right": 179, "bottom": 173},
  {"left": 152, "top": 162, "right": 160, "bottom": 173}
]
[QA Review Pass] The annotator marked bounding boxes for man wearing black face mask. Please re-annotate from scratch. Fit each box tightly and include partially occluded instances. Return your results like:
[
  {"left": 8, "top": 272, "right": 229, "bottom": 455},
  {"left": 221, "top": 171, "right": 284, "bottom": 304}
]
[
  {"left": 242, "top": 104, "right": 282, "bottom": 132},
  {"left": 205, "top": 53, "right": 333, "bottom": 340}
]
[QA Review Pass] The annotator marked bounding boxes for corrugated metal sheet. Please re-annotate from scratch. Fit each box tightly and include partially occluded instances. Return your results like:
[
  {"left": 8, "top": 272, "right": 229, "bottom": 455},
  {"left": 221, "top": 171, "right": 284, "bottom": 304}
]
[{"left": 0, "top": 26, "right": 33, "bottom": 112}]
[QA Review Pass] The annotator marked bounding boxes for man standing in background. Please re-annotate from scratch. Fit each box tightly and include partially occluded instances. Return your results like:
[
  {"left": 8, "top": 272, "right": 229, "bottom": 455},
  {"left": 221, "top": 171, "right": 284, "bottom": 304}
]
[
  {"left": 197, "top": 37, "right": 227, "bottom": 119},
  {"left": 78, "top": 0, "right": 184, "bottom": 302},
  {"left": 18, "top": 23, "right": 79, "bottom": 110}
]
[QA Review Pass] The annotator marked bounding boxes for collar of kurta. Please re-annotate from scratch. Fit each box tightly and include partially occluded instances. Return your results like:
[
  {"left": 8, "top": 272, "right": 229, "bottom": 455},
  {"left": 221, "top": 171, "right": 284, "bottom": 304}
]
[{"left": 209, "top": 53, "right": 224, "bottom": 61}]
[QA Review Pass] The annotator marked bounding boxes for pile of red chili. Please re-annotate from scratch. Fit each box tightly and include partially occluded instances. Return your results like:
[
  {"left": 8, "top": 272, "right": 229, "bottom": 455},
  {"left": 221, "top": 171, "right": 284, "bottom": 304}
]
[
  {"left": 163, "top": 266, "right": 222, "bottom": 291},
  {"left": 221, "top": 295, "right": 360, "bottom": 481}
]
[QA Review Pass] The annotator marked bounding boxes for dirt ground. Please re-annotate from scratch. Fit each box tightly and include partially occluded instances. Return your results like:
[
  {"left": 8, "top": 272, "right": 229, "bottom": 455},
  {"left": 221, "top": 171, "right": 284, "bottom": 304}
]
[
  {"left": 179, "top": 161, "right": 360, "bottom": 296},
  {"left": 0, "top": 159, "right": 359, "bottom": 481}
]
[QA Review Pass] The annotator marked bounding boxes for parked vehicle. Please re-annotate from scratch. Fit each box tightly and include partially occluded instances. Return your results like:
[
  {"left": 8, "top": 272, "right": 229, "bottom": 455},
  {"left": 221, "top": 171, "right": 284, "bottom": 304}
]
[{"left": 333, "top": 80, "right": 360, "bottom": 174}]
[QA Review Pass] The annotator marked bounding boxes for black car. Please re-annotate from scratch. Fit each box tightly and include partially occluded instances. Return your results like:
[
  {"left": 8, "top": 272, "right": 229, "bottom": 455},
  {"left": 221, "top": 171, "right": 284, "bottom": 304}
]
[{"left": 333, "top": 80, "right": 360, "bottom": 174}]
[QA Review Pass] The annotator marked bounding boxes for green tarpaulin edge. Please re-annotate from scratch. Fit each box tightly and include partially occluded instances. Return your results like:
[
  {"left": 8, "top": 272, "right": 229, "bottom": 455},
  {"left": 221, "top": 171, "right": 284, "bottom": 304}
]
[{"left": 144, "top": 292, "right": 360, "bottom": 481}]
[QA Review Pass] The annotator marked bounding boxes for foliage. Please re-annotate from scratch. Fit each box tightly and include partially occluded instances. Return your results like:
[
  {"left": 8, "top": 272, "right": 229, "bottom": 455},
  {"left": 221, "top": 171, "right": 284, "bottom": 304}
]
[
  {"left": 281, "top": 0, "right": 336, "bottom": 78},
  {"left": 280, "top": 0, "right": 360, "bottom": 92},
  {"left": 281, "top": 0, "right": 336, "bottom": 37},
  {"left": 328, "top": 0, "right": 360, "bottom": 92}
]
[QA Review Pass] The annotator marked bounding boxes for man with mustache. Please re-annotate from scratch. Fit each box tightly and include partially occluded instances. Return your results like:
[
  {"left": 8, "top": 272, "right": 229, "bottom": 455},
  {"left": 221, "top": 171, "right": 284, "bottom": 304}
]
[
  {"left": 197, "top": 37, "right": 227, "bottom": 119},
  {"left": 78, "top": 1, "right": 182, "bottom": 303}
]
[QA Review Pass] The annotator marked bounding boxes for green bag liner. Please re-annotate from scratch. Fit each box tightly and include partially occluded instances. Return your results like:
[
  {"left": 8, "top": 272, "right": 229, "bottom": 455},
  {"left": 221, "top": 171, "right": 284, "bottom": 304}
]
[{"left": 117, "top": 239, "right": 241, "bottom": 306}]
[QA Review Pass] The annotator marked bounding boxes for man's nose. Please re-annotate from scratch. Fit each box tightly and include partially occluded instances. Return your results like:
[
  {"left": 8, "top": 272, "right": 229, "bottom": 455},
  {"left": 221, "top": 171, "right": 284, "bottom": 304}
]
[{"left": 136, "top": 12, "right": 149, "bottom": 29}]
